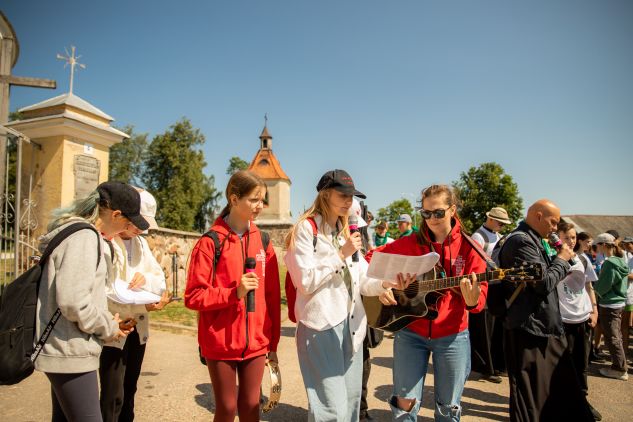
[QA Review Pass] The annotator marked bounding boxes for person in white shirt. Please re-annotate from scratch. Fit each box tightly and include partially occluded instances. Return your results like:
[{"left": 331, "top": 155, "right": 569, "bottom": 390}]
[
  {"left": 100, "top": 189, "right": 171, "bottom": 421},
  {"left": 284, "top": 169, "right": 405, "bottom": 422},
  {"left": 469, "top": 206, "right": 512, "bottom": 383},
  {"left": 555, "top": 222, "right": 601, "bottom": 420},
  {"left": 471, "top": 207, "right": 511, "bottom": 256}
]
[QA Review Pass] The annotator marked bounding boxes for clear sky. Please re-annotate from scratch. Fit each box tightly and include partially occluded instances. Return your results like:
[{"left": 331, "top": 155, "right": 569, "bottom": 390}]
[{"left": 4, "top": 0, "right": 633, "bottom": 220}]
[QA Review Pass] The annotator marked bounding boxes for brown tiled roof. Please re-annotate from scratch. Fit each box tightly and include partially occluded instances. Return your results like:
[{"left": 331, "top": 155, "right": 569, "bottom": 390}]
[
  {"left": 562, "top": 215, "right": 633, "bottom": 238},
  {"left": 248, "top": 148, "right": 290, "bottom": 182}
]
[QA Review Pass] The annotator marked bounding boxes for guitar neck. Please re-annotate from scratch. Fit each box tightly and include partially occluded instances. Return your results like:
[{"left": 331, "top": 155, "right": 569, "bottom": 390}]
[{"left": 417, "top": 269, "right": 501, "bottom": 292}]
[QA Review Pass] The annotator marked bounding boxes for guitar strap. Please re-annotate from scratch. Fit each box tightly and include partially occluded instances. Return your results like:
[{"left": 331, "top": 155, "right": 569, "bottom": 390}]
[{"left": 460, "top": 230, "right": 526, "bottom": 308}]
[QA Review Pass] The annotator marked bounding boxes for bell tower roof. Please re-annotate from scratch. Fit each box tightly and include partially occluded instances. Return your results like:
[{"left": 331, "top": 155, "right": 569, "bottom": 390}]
[{"left": 248, "top": 125, "right": 290, "bottom": 182}]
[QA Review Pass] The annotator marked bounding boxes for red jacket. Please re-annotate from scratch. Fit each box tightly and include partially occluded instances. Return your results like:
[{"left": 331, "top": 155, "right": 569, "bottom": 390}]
[
  {"left": 366, "top": 218, "right": 487, "bottom": 339},
  {"left": 185, "top": 218, "right": 281, "bottom": 360}
]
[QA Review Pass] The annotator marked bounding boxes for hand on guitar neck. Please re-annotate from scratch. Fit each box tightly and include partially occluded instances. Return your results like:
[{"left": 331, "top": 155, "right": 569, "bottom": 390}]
[
  {"left": 379, "top": 272, "right": 417, "bottom": 306},
  {"left": 458, "top": 273, "right": 481, "bottom": 307}
]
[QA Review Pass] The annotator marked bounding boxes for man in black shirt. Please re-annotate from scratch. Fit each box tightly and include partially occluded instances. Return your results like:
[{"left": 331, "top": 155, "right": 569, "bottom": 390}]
[{"left": 496, "top": 199, "right": 594, "bottom": 421}]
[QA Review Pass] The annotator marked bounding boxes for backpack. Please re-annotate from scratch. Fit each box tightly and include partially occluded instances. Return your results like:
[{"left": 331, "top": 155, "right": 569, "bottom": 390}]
[
  {"left": 0, "top": 223, "right": 101, "bottom": 385},
  {"left": 196, "top": 228, "right": 271, "bottom": 366},
  {"left": 285, "top": 218, "right": 318, "bottom": 323},
  {"left": 487, "top": 231, "right": 529, "bottom": 317}
]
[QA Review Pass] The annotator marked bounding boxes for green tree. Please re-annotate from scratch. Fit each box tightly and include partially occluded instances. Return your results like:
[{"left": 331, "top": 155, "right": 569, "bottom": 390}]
[
  {"left": 376, "top": 198, "right": 414, "bottom": 239},
  {"left": 452, "top": 162, "right": 523, "bottom": 234},
  {"left": 143, "top": 118, "right": 215, "bottom": 231},
  {"left": 194, "top": 174, "right": 223, "bottom": 232},
  {"left": 226, "top": 156, "right": 249, "bottom": 176},
  {"left": 109, "top": 125, "right": 148, "bottom": 185}
]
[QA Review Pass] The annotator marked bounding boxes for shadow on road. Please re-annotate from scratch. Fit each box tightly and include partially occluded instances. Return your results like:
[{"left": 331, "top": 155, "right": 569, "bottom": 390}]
[
  {"left": 281, "top": 326, "right": 296, "bottom": 338},
  {"left": 194, "top": 383, "right": 215, "bottom": 412},
  {"left": 261, "top": 402, "right": 307, "bottom": 420},
  {"left": 371, "top": 356, "right": 394, "bottom": 369}
]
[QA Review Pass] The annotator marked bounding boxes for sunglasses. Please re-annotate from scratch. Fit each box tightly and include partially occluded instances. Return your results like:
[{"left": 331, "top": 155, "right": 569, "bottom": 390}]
[{"left": 420, "top": 208, "right": 450, "bottom": 219}]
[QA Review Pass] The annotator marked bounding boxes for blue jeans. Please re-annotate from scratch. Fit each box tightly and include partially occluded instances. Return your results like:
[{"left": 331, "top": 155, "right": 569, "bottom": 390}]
[
  {"left": 391, "top": 329, "right": 471, "bottom": 422},
  {"left": 296, "top": 318, "right": 362, "bottom": 422}
]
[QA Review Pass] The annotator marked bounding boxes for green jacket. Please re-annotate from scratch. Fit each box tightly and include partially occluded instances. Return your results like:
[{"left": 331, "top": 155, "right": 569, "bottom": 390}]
[{"left": 595, "top": 256, "right": 629, "bottom": 306}]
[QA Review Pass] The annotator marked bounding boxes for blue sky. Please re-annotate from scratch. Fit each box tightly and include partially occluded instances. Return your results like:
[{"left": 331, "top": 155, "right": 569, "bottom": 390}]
[{"left": 4, "top": 0, "right": 633, "bottom": 220}]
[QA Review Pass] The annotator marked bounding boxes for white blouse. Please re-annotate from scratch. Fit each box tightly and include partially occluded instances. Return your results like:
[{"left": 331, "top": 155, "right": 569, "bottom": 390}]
[{"left": 284, "top": 214, "right": 386, "bottom": 352}]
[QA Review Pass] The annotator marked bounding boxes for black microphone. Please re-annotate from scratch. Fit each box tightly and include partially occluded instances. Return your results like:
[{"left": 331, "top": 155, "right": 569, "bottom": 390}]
[
  {"left": 349, "top": 214, "right": 359, "bottom": 262},
  {"left": 245, "top": 257, "right": 256, "bottom": 312},
  {"left": 548, "top": 233, "right": 577, "bottom": 265}
]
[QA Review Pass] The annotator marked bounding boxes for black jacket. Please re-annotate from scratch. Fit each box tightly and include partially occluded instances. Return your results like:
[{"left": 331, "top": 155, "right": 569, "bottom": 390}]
[{"left": 497, "top": 221, "right": 570, "bottom": 337}]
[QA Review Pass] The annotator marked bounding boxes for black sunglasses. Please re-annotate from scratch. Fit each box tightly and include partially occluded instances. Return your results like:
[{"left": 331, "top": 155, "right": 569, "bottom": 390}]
[{"left": 420, "top": 208, "right": 450, "bottom": 219}]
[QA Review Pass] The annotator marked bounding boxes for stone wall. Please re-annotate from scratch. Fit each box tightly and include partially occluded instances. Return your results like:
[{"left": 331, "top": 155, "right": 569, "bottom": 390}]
[
  {"left": 143, "top": 227, "right": 201, "bottom": 296},
  {"left": 143, "top": 223, "right": 292, "bottom": 295}
]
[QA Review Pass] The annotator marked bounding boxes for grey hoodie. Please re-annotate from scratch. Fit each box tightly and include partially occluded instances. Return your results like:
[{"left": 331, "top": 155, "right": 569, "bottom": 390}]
[{"left": 35, "top": 218, "right": 119, "bottom": 374}]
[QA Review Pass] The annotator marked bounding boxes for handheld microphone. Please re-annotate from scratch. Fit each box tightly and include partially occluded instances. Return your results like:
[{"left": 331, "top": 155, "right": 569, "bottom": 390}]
[
  {"left": 548, "top": 233, "right": 577, "bottom": 265},
  {"left": 349, "top": 214, "right": 359, "bottom": 262},
  {"left": 245, "top": 257, "right": 256, "bottom": 312}
]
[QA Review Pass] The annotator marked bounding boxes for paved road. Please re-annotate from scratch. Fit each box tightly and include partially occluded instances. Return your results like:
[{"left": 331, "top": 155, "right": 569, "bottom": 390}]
[{"left": 1, "top": 321, "right": 631, "bottom": 421}]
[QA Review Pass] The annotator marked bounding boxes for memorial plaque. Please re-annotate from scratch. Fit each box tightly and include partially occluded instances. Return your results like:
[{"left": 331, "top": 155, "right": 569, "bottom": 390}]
[{"left": 74, "top": 155, "right": 100, "bottom": 199}]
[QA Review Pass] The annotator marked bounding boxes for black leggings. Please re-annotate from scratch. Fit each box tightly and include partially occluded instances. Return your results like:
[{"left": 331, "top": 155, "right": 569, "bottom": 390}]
[{"left": 47, "top": 371, "right": 102, "bottom": 422}]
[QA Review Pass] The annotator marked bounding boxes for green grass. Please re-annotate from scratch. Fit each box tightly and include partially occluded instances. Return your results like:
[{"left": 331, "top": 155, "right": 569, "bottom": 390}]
[
  {"left": 152, "top": 300, "right": 198, "bottom": 326},
  {"left": 152, "top": 262, "right": 288, "bottom": 327}
]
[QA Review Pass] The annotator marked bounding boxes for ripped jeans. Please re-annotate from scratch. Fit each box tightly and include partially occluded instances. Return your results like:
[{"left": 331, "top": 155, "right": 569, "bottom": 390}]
[{"left": 390, "top": 329, "right": 470, "bottom": 422}]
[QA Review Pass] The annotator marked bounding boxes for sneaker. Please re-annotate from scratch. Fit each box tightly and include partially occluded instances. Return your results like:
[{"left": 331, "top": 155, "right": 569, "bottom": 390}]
[
  {"left": 484, "top": 374, "right": 503, "bottom": 384},
  {"left": 588, "top": 403, "right": 602, "bottom": 421},
  {"left": 599, "top": 367, "right": 629, "bottom": 380},
  {"left": 494, "top": 369, "right": 507, "bottom": 377}
]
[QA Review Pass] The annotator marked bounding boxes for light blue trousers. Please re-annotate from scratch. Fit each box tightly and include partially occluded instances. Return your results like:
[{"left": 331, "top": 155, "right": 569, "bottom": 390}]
[
  {"left": 391, "top": 329, "right": 471, "bottom": 422},
  {"left": 296, "top": 318, "right": 362, "bottom": 422}
]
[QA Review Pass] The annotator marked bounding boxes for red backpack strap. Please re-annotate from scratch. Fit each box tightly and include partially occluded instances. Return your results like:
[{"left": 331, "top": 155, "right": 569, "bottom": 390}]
[
  {"left": 286, "top": 217, "right": 319, "bottom": 323},
  {"left": 306, "top": 217, "right": 318, "bottom": 251}
]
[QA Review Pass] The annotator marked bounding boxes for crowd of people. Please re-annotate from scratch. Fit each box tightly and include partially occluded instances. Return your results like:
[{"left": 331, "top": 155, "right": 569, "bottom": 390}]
[{"left": 30, "top": 170, "right": 632, "bottom": 422}]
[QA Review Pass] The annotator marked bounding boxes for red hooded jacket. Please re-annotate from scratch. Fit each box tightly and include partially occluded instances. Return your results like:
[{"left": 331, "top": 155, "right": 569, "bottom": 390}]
[
  {"left": 185, "top": 217, "right": 281, "bottom": 360},
  {"left": 366, "top": 218, "right": 487, "bottom": 339}
]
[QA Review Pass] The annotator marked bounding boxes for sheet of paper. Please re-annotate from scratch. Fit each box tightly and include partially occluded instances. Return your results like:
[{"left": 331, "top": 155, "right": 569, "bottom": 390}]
[
  {"left": 107, "top": 279, "right": 162, "bottom": 305},
  {"left": 367, "top": 252, "right": 440, "bottom": 281}
]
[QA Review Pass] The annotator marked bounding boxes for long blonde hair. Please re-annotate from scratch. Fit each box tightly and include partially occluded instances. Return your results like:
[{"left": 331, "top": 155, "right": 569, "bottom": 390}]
[{"left": 285, "top": 188, "right": 349, "bottom": 250}]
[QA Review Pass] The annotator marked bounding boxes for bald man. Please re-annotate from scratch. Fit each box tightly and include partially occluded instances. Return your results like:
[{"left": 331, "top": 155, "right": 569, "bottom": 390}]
[{"left": 495, "top": 200, "right": 594, "bottom": 422}]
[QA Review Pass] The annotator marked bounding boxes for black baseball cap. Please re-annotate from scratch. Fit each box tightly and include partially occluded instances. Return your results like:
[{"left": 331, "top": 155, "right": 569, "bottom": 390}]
[
  {"left": 97, "top": 181, "right": 150, "bottom": 231},
  {"left": 316, "top": 169, "right": 366, "bottom": 199}
]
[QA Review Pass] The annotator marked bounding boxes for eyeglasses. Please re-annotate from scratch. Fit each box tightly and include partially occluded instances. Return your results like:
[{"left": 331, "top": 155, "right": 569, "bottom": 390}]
[{"left": 420, "top": 208, "right": 450, "bottom": 219}]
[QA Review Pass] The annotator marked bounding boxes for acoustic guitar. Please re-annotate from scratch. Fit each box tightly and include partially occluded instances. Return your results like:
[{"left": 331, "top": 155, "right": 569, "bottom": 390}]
[{"left": 363, "top": 263, "right": 544, "bottom": 333}]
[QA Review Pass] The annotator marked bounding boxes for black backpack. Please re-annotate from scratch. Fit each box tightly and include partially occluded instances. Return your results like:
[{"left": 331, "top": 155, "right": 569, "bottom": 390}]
[
  {"left": 0, "top": 223, "right": 101, "bottom": 385},
  {"left": 486, "top": 231, "right": 530, "bottom": 317}
]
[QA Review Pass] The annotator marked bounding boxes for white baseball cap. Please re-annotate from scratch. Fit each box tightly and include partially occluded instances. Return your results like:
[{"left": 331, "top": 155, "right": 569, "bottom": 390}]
[
  {"left": 138, "top": 189, "right": 158, "bottom": 230},
  {"left": 349, "top": 198, "right": 368, "bottom": 228}
]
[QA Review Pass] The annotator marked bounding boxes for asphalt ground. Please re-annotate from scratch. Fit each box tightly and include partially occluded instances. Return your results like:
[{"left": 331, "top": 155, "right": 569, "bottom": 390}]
[{"left": 1, "top": 320, "right": 631, "bottom": 421}]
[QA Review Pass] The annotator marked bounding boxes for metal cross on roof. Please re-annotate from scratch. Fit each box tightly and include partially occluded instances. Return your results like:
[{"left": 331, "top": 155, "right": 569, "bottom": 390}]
[
  {"left": 264, "top": 112, "right": 268, "bottom": 126},
  {"left": 56, "top": 45, "right": 86, "bottom": 94}
]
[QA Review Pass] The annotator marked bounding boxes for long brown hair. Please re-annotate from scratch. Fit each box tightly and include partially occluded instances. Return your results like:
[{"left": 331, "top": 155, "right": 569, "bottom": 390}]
[
  {"left": 285, "top": 188, "right": 350, "bottom": 250},
  {"left": 416, "top": 184, "right": 461, "bottom": 246},
  {"left": 219, "top": 170, "right": 267, "bottom": 218}
]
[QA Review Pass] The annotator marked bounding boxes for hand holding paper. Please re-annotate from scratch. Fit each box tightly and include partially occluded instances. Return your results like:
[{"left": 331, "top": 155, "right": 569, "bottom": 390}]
[{"left": 367, "top": 252, "right": 440, "bottom": 282}]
